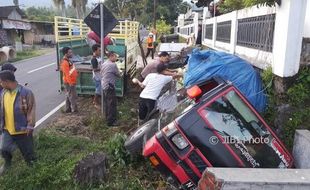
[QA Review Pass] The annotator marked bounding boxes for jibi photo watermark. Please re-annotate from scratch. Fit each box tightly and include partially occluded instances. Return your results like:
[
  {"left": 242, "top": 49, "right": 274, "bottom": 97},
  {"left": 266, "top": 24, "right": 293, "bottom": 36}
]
[{"left": 209, "top": 135, "right": 270, "bottom": 145}]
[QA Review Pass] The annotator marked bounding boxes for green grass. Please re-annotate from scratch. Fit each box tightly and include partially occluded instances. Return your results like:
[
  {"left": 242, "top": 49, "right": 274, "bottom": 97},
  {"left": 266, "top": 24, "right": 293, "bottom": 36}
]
[
  {"left": 0, "top": 130, "right": 160, "bottom": 190},
  {"left": 11, "top": 49, "right": 52, "bottom": 62}
]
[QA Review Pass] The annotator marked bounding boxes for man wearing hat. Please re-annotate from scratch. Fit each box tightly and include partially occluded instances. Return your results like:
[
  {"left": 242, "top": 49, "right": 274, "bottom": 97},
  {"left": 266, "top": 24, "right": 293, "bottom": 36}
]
[
  {"left": 133, "top": 64, "right": 182, "bottom": 121},
  {"left": 145, "top": 33, "right": 155, "bottom": 59}
]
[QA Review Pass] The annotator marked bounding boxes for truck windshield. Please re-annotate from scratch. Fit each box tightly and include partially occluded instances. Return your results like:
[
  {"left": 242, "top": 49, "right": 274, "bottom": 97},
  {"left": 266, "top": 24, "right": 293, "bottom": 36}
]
[{"left": 201, "top": 90, "right": 285, "bottom": 168}]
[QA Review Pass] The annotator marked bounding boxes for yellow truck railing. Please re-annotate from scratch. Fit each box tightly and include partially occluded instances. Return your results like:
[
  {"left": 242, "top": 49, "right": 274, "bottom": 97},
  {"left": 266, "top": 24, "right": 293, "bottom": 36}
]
[{"left": 54, "top": 16, "right": 139, "bottom": 44}]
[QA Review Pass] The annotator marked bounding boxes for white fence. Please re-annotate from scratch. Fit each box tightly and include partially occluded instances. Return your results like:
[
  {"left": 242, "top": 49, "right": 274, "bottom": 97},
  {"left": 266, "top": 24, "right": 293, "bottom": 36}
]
[{"left": 176, "top": 0, "right": 308, "bottom": 77}]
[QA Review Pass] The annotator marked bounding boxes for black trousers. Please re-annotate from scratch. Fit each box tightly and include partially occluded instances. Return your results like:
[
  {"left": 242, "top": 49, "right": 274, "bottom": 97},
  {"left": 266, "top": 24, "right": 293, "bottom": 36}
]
[
  {"left": 103, "top": 87, "right": 117, "bottom": 125},
  {"left": 0, "top": 130, "right": 36, "bottom": 165},
  {"left": 146, "top": 48, "right": 154, "bottom": 59},
  {"left": 139, "top": 97, "right": 156, "bottom": 120}
]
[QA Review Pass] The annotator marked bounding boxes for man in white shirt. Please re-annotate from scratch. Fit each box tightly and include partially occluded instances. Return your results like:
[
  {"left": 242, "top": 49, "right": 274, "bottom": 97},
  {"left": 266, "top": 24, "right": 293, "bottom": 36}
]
[{"left": 133, "top": 64, "right": 182, "bottom": 120}]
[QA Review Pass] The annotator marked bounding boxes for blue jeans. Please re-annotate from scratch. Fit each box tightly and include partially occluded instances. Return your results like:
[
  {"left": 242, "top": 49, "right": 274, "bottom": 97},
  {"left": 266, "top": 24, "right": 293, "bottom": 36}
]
[
  {"left": 0, "top": 130, "right": 35, "bottom": 164},
  {"left": 94, "top": 79, "right": 101, "bottom": 95}
]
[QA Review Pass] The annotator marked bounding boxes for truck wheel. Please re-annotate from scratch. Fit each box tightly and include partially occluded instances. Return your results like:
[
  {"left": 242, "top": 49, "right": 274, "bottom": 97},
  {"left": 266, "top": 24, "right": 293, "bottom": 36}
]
[{"left": 125, "top": 119, "right": 158, "bottom": 155}]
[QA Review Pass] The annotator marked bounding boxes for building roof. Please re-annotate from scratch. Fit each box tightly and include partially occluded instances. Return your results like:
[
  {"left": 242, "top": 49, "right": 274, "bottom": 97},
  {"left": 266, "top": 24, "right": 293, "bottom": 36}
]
[{"left": 0, "top": 6, "right": 27, "bottom": 19}]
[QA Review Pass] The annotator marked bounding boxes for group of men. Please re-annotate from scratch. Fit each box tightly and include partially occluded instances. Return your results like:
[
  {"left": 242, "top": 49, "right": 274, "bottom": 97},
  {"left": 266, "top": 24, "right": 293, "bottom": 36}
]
[
  {"left": 61, "top": 45, "right": 120, "bottom": 126},
  {"left": 134, "top": 51, "right": 182, "bottom": 121},
  {"left": 0, "top": 63, "right": 36, "bottom": 175}
]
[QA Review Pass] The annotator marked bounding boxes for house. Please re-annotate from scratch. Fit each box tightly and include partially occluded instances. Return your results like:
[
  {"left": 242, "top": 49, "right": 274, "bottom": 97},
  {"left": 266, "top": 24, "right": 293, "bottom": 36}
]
[{"left": 0, "top": 6, "right": 30, "bottom": 46}]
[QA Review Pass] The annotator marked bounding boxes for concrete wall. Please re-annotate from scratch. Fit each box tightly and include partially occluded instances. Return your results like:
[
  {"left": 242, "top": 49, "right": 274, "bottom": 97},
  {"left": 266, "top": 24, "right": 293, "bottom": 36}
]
[
  {"left": 177, "top": 0, "right": 308, "bottom": 77},
  {"left": 304, "top": 0, "right": 310, "bottom": 38},
  {"left": 293, "top": 130, "right": 310, "bottom": 169},
  {"left": 198, "top": 168, "right": 310, "bottom": 190}
]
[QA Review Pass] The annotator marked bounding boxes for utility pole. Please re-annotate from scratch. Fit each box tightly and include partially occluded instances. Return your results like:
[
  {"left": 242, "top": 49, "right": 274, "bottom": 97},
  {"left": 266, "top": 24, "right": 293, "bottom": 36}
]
[{"left": 153, "top": 0, "right": 156, "bottom": 29}]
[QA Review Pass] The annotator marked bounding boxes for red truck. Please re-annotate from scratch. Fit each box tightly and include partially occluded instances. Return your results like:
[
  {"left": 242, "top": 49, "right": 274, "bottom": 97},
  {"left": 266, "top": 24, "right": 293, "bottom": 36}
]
[{"left": 125, "top": 77, "right": 293, "bottom": 190}]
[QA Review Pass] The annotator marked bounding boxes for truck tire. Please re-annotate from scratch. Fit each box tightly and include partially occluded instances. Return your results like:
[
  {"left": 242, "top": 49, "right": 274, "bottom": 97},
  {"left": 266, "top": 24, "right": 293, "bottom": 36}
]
[{"left": 125, "top": 119, "right": 158, "bottom": 155}]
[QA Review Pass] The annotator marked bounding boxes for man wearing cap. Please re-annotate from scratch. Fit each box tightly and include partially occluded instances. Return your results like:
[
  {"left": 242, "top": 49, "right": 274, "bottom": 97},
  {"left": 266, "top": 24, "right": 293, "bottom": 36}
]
[
  {"left": 0, "top": 71, "right": 36, "bottom": 175},
  {"left": 0, "top": 63, "right": 17, "bottom": 94},
  {"left": 133, "top": 64, "right": 182, "bottom": 121},
  {"left": 140, "top": 51, "right": 176, "bottom": 81},
  {"left": 100, "top": 51, "right": 121, "bottom": 126}
]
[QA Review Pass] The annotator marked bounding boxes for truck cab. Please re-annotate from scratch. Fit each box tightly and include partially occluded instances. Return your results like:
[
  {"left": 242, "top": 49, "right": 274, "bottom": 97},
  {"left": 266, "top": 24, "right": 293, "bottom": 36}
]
[{"left": 142, "top": 77, "right": 293, "bottom": 190}]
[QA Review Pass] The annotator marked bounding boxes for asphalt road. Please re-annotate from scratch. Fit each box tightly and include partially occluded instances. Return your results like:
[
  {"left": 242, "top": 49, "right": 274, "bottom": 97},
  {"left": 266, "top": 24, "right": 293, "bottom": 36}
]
[{"left": 12, "top": 50, "right": 64, "bottom": 128}]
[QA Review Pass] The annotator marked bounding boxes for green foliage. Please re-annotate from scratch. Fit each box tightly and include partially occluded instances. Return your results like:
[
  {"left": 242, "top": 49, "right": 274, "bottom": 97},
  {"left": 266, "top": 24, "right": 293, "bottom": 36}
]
[
  {"left": 218, "top": 0, "right": 279, "bottom": 14},
  {"left": 104, "top": 133, "right": 130, "bottom": 166},
  {"left": 287, "top": 66, "right": 310, "bottom": 106},
  {"left": 283, "top": 108, "right": 310, "bottom": 149},
  {"left": 156, "top": 19, "right": 172, "bottom": 35},
  {"left": 261, "top": 67, "right": 276, "bottom": 124},
  {"left": 25, "top": 6, "right": 56, "bottom": 22},
  {"left": 218, "top": 0, "right": 245, "bottom": 14},
  {"left": 243, "top": 0, "right": 279, "bottom": 7},
  {"left": 0, "top": 132, "right": 103, "bottom": 189}
]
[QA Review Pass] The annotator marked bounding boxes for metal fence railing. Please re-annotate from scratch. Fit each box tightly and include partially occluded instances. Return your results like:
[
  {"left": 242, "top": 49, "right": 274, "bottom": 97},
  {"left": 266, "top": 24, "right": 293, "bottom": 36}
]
[
  {"left": 54, "top": 16, "right": 139, "bottom": 45},
  {"left": 205, "top": 24, "right": 213, "bottom": 40},
  {"left": 216, "top": 21, "right": 231, "bottom": 43},
  {"left": 237, "top": 14, "right": 275, "bottom": 52}
]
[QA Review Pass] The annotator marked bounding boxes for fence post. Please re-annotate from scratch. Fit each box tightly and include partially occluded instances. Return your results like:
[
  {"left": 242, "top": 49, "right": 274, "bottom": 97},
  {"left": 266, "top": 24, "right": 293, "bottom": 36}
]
[
  {"left": 212, "top": 17, "right": 217, "bottom": 48},
  {"left": 272, "top": 0, "right": 307, "bottom": 77},
  {"left": 230, "top": 11, "right": 238, "bottom": 54}
]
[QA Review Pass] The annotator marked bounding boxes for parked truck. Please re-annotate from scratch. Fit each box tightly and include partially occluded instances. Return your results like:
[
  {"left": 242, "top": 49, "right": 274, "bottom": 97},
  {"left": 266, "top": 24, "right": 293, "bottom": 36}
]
[{"left": 54, "top": 16, "right": 139, "bottom": 97}]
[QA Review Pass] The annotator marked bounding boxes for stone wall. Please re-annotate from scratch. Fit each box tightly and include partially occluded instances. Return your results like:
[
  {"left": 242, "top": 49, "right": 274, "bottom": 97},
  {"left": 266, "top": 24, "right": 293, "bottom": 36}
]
[{"left": 300, "top": 38, "right": 310, "bottom": 65}]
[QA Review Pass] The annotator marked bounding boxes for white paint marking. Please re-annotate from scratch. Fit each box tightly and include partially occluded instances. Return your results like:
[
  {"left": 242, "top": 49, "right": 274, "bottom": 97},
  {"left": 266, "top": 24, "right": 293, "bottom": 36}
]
[
  {"left": 27, "top": 62, "right": 56, "bottom": 74},
  {"left": 34, "top": 101, "right": 65, "bottom": 128}
]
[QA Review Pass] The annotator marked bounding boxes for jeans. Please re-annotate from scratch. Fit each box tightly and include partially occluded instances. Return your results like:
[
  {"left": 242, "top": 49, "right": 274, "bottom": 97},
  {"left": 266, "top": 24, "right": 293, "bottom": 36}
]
[
  {"left": 0, "top": 130, "right": 36, "bottom": 165},
  {"left": 103, "top": 86, "right": 117, "bottom": 125},
  {"left": 138, "top": 97, "right": 156, "bottom": 120},
  {"left": 64, "top": 83, "right": 78, "bottom": 112}
]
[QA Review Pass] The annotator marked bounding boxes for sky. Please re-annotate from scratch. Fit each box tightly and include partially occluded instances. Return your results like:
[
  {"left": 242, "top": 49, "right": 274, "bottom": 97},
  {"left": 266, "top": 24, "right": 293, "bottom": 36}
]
[
  {"left": 1, "top": 0, "right": 193, "bottom": 8},
  {"left": 0, "top": 0, "right": 100, "bottom": 8}
]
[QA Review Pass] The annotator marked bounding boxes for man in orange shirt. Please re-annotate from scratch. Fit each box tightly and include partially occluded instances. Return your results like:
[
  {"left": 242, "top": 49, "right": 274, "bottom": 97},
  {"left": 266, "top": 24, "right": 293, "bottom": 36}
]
[
  {"left": 61, "top": 47, "right": 78, "bottom": 113},
  {"left": 145, "top": 33, "right": 155, "bottom": 59}
]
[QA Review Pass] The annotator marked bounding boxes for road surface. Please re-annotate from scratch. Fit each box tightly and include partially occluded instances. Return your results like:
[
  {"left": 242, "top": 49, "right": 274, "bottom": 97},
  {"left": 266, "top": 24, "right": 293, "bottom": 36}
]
[{"left": 13, "top": 50, "right": 64, "bottom": 128}]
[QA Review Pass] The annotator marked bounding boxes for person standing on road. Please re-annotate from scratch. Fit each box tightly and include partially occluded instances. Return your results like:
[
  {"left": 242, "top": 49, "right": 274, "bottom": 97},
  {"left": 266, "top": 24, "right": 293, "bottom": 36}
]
[
  {"left": 145, "top": 33, "right": 155, "bottom": 59},
  {"left": 91, "top": 44, "right": 102, "bottom": 109},
  {"left": 61, "top": 47, "right": 78, "bottom": 113},
  {"left": 133, "top": 64, "right": 182, "bottom": 120},
  {"left": 0, "top": 71, "right": 36, "bottom": 175},
  {"left": 0, "top": 63, "right": 17, "bottom": 94},
  {"left": 100, "top": 51, "right": 121, "bottom": 126}
]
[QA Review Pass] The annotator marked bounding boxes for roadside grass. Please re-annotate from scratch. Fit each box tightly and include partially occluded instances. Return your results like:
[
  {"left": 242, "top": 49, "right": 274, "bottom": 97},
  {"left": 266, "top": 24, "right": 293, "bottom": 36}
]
[
  {"left": 262, "top": 66, "right": 310, "bottom": 150},
  {"left": 10, "top": 48, "right": 54, "bottom": 62},
  {"left": 0, "top": 94, "right": 163, "bottom": 190}
]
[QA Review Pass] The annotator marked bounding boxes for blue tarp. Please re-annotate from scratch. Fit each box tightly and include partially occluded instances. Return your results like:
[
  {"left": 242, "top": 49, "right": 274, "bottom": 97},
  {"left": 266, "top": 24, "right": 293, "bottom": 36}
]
[{"left": 184, "top": 49, "right": 267, "bottom": 113}]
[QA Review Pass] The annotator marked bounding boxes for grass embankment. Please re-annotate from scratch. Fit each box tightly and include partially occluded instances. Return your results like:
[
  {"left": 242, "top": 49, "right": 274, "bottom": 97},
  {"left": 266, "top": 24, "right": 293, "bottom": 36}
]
[
  {"left": 261, "top": 66, "right": 310, "bottom": 150},
  {"left": 0, "top": 93, "right": 166, "bottom": 190}
]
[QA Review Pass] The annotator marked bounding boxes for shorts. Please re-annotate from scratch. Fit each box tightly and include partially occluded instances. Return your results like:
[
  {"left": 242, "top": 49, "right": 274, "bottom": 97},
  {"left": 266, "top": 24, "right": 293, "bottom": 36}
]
[{"left": 94, "top": 79, "right": 101, "bottom": 95}]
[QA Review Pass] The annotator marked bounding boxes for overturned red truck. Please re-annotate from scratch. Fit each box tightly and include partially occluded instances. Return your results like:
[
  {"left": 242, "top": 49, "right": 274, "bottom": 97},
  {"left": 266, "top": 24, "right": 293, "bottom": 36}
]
[{"left": 125, "top": 50, "right": 293, "bottom": 190}]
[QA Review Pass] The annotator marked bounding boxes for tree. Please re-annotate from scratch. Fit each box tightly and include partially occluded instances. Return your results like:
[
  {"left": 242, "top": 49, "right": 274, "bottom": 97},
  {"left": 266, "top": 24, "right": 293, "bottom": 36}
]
[
  {"left": 71, "top": 0, "right": 88, "bottom": 19},
  {"left": 25, "top": 7, "right": 56, "bottom": 22},
  {"left": 218, "top": 0, "right": 245, "bottom": 14},
  {"left": 156, "top": 18, "right": 172, "bottom": 35},
  {"left": 13, "top": 0, "right": 19, "bottom": 6},
  {"left": 52, "top": 0, "right": 66, "bottom": 17},
  {"left": 243, "top": 0, "right": 281, "bottom": 7}
]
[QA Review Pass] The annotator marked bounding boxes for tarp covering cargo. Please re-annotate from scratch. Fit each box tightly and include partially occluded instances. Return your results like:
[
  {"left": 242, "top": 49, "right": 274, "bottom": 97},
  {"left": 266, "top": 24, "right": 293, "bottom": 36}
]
[{"left": 184, "top": 49, "right": 267, "bottom": 112}]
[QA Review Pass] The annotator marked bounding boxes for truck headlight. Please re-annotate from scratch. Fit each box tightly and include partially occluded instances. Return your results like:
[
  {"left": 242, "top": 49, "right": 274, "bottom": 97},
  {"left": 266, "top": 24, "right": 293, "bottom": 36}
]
[{"left": 171, "top": 133, "right": 189, "bottom": 150}]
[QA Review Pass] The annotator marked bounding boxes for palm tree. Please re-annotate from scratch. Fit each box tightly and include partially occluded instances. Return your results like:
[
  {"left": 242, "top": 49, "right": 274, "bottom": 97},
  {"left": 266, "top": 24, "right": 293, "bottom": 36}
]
[
  {"left": 71, "top": 0, "right": 88, "bottom": 19},
  {"left": 52, "top": 0, "right": 66, "bottom": 17}
]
